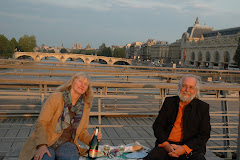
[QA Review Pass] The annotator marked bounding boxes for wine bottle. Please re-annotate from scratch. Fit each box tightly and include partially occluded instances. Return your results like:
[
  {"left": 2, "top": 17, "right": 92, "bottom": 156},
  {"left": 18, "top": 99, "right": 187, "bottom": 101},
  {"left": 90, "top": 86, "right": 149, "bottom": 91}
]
[{"left": 88, "top": 127, "right": 99, "bottom": 159}]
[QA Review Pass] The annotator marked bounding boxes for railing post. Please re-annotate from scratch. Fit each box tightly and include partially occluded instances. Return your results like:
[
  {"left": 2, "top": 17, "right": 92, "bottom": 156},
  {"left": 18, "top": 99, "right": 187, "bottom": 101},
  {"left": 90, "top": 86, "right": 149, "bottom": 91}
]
[
  {"left": 44, "top": 84, "right": 47, "bottom": 94},
  {"left": 98, "top": 97, "right": 101, "bottom": 126},
  {"left": 115, "top": 88, "right": 117, "bottom": 111},
  {"left": 221, "top": 90, "right": 231, "bottom": 158},
  {"left": 41, "top": 93, "right": 44, "bottom": 105},
  {"left": 98, "top": 87, "right": 103, "bottom": 128},
  {"left": 237, "top": 92, "right": 240, "bottom": 160},
  {"left": 39, "top": 84, "right": 42, "bottom": 95}
]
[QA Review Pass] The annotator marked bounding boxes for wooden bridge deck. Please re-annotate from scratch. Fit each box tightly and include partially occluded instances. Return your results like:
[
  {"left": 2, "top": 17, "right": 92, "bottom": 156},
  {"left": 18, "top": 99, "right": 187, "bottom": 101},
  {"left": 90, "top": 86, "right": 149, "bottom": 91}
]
[
  {"left": 0, "top": 117, "right": 222, "bottom": 160},
  {"left": 1, "top": 59, "right": 238, "bottom": 159}
]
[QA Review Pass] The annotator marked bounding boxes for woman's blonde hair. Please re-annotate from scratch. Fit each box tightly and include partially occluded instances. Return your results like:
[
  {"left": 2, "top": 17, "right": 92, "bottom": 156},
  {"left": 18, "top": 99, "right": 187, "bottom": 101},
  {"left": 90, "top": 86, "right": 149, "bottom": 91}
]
[{"left": 56, "top": 72, "right": 93, "bottom": 103}]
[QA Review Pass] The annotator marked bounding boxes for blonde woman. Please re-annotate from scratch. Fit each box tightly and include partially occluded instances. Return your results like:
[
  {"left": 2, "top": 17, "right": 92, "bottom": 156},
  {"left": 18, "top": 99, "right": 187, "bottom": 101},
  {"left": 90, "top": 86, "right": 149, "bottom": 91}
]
[{"left": 19, "top": 72, "right": 102, "bottom": 160}]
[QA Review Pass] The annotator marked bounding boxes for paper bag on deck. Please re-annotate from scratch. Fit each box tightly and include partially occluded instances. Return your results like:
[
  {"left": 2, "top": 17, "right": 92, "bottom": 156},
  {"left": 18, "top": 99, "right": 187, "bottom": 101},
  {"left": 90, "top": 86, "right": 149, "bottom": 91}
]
[{"left": 124, "top": 145, "right": 143, "bottom": 152}]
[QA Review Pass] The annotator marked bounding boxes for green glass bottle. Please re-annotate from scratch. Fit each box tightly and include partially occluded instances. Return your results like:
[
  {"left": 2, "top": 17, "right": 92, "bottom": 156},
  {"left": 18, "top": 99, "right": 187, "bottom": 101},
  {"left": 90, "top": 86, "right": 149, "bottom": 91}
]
[{"left": 88, "top": 127, "right": 99, "bottom": 159}]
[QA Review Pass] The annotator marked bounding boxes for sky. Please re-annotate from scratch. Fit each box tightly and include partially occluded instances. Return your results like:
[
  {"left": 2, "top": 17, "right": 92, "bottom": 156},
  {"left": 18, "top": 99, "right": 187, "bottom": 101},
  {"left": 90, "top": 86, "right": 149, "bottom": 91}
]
[{"left": 1, "top": 0, "right": 240, "bottom": 49}]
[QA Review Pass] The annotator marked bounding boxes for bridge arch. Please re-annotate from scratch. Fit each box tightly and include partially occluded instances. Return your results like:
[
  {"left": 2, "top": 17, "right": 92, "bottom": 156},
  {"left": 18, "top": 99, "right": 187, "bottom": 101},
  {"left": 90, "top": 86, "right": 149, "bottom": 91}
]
[
  {"left": 98, "top": 59, "right": 108, "bottom": 64},
  {"left": 41, "top": 56, "right": 60, "bottom": 62},
  {"left": 213, "top": 51, "right": 220, "bottom": 67},
  {"left": 196, "top": 52, "right": 202, "bottom": 67},
  {"left": 113, "top": 61, "right": 130, "bottom": 65},
  {"left": 223, "top": 51, "right": 230, "bottom": 63},
  {"left": 16, "top": 55, "right": 34, "bottom": 60},
  {"left": 74, "top": 57, "right": 85, "bottom": 63},
  {"left": 213, "top": 51, "right": 220, "bottom": 63},
  {"left": 222, "top": 51, "right": 230, "bottom": 68},
  {"left": 198, "top": 52, "right": 202, "bottom": 62},
  {"left": 205, "top": 52, "right": 210, "bottom": 62},
  {"left": 13, "top": 52, "right": 132, "bottom": 65},
  {"left": 190, "top": 52, "right": 195, "bottom": 65},
  {"left": 65, "top": 57, "right": 78, "bottom": 63}
]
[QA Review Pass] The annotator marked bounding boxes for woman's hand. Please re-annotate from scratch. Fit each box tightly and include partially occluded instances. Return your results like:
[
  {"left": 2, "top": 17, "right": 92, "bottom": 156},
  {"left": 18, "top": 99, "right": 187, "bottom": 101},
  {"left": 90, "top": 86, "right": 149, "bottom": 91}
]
[
  {"left": 97, "top": 132, "right": 102, "bottom": 141},
  {"left": 90, "top": 131, "right": 102, "bottom": 142},
  {"left": 34, "top": 145, "right": 51, "bottom": 160}
]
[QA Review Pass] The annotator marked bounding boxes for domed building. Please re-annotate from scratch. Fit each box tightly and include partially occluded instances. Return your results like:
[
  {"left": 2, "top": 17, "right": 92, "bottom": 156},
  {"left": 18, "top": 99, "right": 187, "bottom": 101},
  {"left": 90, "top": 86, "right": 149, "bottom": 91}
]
[{"left": 180, "top": 17, "right": 240, "bottom": 69}]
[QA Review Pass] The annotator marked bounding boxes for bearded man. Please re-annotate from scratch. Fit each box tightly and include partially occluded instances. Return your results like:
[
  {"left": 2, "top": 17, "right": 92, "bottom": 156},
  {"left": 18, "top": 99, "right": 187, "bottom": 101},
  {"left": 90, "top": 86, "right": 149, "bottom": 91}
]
[{"left": 144, "top": 74, "right": 211, "bottom": 160}]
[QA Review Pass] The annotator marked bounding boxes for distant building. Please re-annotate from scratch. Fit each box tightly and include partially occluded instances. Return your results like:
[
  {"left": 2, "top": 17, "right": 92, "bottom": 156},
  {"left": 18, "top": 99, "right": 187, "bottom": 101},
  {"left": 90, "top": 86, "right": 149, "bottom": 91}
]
[
  {"left": 72, "top": 43, "right": 81, "bottom": 50},
  {"left": 73, "top": 43, "right": 77, "bottom": 49},
  {"left": 34, "top": 44, "right": 61, "bottom": 53},
  {"left": 99, "top": 43, "right": 106, "bottom": 51},
  {"left": 60, "top": 43, "right": 64, "bottom": 49},
  {"left": 168, "top": 39, "right": 181, "bottom": 64},
  {"left": 111, "top": 45, "right": 124, "bottom": 51},
  {"left": 140, "top": 39, "right": 155, "bottom": 61},
  {"left": 127, "top": 42, "right": 143, "bottom": 59},
  {"left": 78, "top": 43, "right": 81, "bottom": 49},
  {"left": 84, "top": 43, "right": 96, "bottom": 51},
  {"left": 150, "top": 41, "right": 169, "bottom": 63},
  {"left": 124, "top": 43, "right": 131, "bottom": 58},
  {"left": 181, "top": 17, "right": 240, "bottom": 69}
]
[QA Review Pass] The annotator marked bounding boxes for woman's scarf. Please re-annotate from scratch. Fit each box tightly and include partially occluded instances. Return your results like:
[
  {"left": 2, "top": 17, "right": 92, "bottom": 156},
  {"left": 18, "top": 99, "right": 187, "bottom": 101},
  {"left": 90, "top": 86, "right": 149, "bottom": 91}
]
[{"left": 55, "top": 90, "right": 85, "bottom": 139}]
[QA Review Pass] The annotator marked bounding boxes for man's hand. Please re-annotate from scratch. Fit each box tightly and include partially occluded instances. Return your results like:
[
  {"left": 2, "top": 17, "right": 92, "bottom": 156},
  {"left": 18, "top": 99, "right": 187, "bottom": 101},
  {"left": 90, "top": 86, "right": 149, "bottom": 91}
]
[
  {"left": 162, "top": 143, "right": 174, "bottom": 153},
  {"left": 34, "top": 145, "right": 51, "bottom": 160},
  {"left": 168, "top": 144, "right": 186, "bottom": 157}
]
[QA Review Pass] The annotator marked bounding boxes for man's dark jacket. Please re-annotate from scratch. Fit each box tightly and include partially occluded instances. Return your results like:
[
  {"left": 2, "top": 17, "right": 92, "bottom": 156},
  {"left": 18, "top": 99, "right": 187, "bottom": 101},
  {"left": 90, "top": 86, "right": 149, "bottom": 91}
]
[{"left": 153, "top": 96, "right": 211, "bottom": 154}]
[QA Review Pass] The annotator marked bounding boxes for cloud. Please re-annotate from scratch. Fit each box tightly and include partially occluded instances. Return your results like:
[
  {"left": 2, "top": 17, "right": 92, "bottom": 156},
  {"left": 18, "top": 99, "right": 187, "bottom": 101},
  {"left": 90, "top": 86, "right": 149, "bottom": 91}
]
[
  {"left": 0, "top": 11, "right": 60, "bottom": 23},
  {"left": 20, "top": 0, "right": 183, "bottom": 12},
  {"left": 191, "top": 3, "right": 212, "bottom": 10},
  {"left": 113, "top": 0, "right": 181, "bottom": 10},
  {"left": 4, "top": 0, "right": 240, "bottom": 21},
  {"left": 22, "top": 0, "right": 112, "bottom": 11},
  {"left": 182, "top": 1, "right": 240, "bottom": 16}
]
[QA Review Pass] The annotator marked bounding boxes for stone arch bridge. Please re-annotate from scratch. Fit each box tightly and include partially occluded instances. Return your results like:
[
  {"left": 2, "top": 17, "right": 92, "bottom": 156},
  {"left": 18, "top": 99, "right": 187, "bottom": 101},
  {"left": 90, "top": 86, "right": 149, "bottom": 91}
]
[{"left": 13, "top": 52, "right": 132, "bottom": 65}]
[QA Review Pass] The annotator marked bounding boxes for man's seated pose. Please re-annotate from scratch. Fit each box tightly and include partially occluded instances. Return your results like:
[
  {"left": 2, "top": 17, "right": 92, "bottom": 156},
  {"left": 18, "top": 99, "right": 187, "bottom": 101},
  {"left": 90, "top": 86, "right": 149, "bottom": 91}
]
[{"left": 144, "top": 74, "right": 211, "bottom": 160}]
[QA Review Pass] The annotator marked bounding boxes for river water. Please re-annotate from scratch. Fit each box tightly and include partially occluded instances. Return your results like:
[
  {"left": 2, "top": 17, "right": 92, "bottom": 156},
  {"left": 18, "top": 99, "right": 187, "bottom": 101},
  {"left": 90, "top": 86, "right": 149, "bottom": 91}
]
[{"left": 1, "top": 57, "right": 159, "bottom": 84}]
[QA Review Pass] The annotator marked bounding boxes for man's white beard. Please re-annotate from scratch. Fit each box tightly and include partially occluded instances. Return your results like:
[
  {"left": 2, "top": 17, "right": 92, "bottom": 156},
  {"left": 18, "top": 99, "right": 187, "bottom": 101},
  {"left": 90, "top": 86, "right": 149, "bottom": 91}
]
[{"left": 178, "top": 91, "right": 195, "bottom": 102}]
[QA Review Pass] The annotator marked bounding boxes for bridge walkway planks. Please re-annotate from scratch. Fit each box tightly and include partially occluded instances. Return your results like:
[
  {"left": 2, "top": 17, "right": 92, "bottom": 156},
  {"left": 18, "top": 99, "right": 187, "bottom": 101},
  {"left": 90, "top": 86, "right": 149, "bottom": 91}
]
[{"left": 1, "top": 117, "right": 222, "bottom": 160}]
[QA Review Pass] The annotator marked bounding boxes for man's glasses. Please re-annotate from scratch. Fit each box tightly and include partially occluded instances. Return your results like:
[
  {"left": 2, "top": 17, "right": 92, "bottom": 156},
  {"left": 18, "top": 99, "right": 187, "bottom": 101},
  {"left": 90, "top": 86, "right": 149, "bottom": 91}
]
[{"left": 181, "top": 84, "right": 196, "bottom": 90}]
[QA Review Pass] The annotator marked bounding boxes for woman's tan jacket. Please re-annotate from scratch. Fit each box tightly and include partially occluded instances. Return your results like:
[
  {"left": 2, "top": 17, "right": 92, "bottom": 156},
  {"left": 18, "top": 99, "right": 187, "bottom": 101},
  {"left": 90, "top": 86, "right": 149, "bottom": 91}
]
[{"left": 19, "top": 92, "right": 93, "bottom": 160}]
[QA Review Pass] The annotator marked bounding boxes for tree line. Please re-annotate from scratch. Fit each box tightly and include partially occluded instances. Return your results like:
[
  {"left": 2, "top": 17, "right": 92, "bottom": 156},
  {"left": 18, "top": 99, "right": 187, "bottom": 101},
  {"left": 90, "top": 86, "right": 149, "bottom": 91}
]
[
  {"left": 70, "top": 43, "right": 126, "bottom": 58},
  {"left": 0, "top": 34, "right": 126, "bottom": 59},
  {"left": 233, "top": 38, "right": 240, "bottom": 68},
  {"left": 0, "top": 34, "right": 36, "bottom": 58}
]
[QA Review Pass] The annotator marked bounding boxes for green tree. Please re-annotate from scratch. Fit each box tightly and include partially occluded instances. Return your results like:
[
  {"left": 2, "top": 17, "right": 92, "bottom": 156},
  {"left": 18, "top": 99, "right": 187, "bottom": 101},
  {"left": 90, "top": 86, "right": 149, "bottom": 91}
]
[
  {"left": 113, "top": 48, "right": 126, "bottom": 58},
  {"left": 48, "top": 49, "right": 55, "bottom": 53},
  {"left": 18, "top": 35, "right": 37, "bottom": 52},
  {"left": 6, "top": 40, "right": 15, "bottom": 58},
  {"left": 0, "top": 35, "right": 9, "bottom": 56},
  {"left": 233, "top": 38, "right": 240, "bottom": 68},
  {"left": 60, "top": 48, "right": 68, "bottom": 53},
  {"left": 10, "top": 38, "right": 18, "bottom": 50},
  {"left": 101, "top": 47, "right": 112, "bottom": 57},
  {"left": 73, "top": 49, "right": 97, "bottom": 55},
  {"left": 43, "top": 48, "right": 48, "bottom": 53},
  {"left": 99, "top": 43, "right": 106, "bottom": 50}
]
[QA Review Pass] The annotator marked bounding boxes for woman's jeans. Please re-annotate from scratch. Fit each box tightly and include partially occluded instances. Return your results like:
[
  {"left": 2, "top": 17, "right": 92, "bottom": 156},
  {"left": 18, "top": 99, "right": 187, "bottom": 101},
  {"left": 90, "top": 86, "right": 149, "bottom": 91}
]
[{"left": 41, "top": 141, "right": 79, "bottom": 160}]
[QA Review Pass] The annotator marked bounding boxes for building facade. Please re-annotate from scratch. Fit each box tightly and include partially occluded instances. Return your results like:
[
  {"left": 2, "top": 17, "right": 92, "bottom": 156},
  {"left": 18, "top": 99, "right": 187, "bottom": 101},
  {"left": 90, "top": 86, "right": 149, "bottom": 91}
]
[
  {"left": 181, "top": 18, "right": 240, "bottom": 69},
  {"left": 72, "top": 43, "right": 82, "bottom": 50},
  {"left": 140, "top": 39, "right": 156, "bottom": 61},
  {"left": 127, "top": 42, "right": 143, "bottom": 59},
  {"left": 150, "top": 41, "right": 169, "bottom": 63},
  {"left": 168, "top": 39, "right": 181, "bottom": 64}
]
